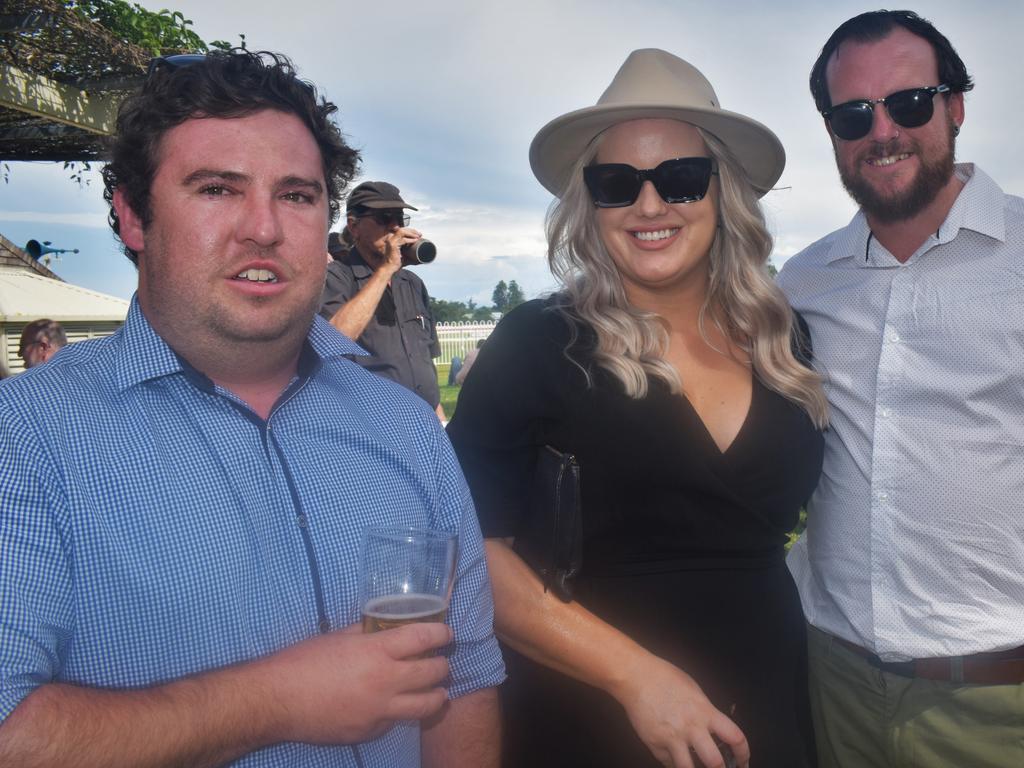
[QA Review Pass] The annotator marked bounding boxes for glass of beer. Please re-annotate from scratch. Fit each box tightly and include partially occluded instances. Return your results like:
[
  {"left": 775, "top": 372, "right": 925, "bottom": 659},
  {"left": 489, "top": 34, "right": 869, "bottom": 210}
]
[{"left": 359, "top": 526, "right": 458, "bottom": 633}]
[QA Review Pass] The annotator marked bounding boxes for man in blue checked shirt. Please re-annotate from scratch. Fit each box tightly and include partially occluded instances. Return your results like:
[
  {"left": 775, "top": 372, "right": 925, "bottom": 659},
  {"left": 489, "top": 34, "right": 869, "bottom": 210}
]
[{"left": 0, "top": 50, "right": 503, "bottom": 767}]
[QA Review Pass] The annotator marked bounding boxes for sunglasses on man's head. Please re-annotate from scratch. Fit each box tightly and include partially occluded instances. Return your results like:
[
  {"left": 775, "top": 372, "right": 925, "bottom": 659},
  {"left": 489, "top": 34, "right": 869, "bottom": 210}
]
[
  {"left": 584, "top": 157, "right": 716, "bottom": 208},
  {"left": 358, "top": 210, "right": 411, "bottom": 228},
  {"left": 822, "top": 84, "right": 950, "bottom": 141},
  {"left": 146, "top": 53, "right": 208, "bottom": 77}
]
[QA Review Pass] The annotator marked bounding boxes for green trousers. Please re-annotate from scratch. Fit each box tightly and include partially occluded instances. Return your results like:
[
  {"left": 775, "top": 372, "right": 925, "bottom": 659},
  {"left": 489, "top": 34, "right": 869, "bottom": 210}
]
[{"left": 807, "top": 624, "right": 1024, "bottom": 767}]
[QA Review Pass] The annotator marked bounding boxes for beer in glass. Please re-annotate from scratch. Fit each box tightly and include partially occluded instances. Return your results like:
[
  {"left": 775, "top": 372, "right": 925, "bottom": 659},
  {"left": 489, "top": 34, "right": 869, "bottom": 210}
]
[{"left": 359, "top": 526, "right": 457, "bottom": 633}]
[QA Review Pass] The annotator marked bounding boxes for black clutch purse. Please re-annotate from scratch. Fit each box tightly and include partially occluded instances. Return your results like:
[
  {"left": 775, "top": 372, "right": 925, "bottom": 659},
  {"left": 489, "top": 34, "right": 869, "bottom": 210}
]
[{"left": 513, "top": 445, "right": 582, "bottom": 602}]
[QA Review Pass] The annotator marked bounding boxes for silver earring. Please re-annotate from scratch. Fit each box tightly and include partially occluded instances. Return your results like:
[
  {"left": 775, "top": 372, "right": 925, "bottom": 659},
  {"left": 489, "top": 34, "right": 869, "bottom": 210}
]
[{"left": 953, "top": 124, "right": 961, "bottom": 137}]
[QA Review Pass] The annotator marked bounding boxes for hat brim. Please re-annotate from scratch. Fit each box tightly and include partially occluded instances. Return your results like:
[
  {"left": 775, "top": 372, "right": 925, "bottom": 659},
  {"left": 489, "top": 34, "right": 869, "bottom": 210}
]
[
  {"left": 349, "top": 201, "right": 419, "bottom": 211},
  {"left": 529, "top": 103, "right": 785, "bottom": 199}
]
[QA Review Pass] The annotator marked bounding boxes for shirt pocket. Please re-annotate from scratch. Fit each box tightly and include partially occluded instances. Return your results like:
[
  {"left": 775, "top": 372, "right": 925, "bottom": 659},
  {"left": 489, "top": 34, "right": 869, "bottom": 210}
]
[
  {"left": 910, "top": 269, "right": 1024, "bottom": 445},
  {"left": 913, "top": 265, "right": 1023, "bottom": 357},
  {"left": 396, "top": 283, "right": 433, "bottom": 350}
]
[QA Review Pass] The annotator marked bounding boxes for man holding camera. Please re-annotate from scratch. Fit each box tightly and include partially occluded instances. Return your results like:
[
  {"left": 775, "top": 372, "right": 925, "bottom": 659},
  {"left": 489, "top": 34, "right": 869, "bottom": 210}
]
[{"left": 320, "top": 181, "right": 445, "bottom": 419}]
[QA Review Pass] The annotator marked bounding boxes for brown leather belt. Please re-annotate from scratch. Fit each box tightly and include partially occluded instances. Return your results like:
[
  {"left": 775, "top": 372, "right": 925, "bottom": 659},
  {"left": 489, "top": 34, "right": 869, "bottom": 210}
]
[{"left": 835, "top": 637, "right": 1024, "bottom": 685}]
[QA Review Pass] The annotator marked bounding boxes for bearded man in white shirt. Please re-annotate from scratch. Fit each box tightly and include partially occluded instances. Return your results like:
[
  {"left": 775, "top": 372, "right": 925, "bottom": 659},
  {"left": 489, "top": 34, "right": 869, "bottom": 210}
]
[{"left": 779, "top": 9, "right": 1024, "bottom": 768}]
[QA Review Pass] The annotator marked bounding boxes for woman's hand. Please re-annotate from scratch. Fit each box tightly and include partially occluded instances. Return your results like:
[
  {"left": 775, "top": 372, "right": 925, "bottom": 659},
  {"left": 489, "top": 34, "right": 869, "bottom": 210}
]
[
  {"left": 611, "top": 652, "right": 749, "bottom": 768},
  {"left": 484, "top": 540, "right": 750, "bottom": 767}
]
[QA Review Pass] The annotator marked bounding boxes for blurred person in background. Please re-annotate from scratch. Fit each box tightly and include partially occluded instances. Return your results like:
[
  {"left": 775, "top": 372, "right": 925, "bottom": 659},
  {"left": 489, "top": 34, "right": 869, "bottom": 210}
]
[
  {"left": 454, "top": 338, "right": 485, "bottom": 386},
  {"left": 17, "top": 318, "right": 66, "bottom": 369}
]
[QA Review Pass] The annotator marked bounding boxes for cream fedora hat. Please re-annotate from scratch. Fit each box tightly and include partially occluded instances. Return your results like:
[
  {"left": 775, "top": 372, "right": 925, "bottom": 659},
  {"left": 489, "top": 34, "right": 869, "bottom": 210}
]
[{"left": 529, "top": 48, "right": 785, "bottom": 198}]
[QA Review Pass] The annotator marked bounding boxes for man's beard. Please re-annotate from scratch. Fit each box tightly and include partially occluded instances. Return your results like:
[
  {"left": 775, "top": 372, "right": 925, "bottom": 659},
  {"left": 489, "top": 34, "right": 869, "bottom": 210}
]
[{"left": 837, "top": 126, "right": 956, "bottom": 225}]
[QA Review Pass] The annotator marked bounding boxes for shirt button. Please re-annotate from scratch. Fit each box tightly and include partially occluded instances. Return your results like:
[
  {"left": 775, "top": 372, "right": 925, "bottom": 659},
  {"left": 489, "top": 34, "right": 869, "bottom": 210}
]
[
  {"left": 888, "top": 331, "right": 900, "bottom": 343},
  {"left": 879, "top": 491, "right": 889, "bottom": 501},
  {"left": 318, "top": 618, "right": 330, "bottom": 633},
  {"left": 881, "top": 408, "right": 891, "bottom": 418},
  {"left": 296, "top": 514, "right": 308, "bottom": 528}
]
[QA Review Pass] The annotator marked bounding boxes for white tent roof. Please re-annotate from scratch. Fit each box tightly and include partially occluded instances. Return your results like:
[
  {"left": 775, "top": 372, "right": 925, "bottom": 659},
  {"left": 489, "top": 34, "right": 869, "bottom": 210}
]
[{"left": 0, "top": 268, "right": 129, "bottom": 322}]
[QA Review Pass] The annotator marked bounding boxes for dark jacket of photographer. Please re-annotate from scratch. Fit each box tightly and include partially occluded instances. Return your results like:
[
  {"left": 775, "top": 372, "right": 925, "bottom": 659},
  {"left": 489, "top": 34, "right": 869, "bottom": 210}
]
[{"left": 319, "top": 248, "right": 442, "bottom": 408}]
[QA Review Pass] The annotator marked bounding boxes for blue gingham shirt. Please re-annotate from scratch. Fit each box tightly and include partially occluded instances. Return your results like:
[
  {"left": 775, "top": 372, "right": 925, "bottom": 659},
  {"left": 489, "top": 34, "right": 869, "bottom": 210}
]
[{"left": 0, "top": 298, "right": 505, "bottom": 766}]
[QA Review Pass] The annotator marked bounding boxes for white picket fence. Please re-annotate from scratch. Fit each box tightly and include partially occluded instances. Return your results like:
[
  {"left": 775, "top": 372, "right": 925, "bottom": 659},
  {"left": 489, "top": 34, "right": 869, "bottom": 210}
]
[{"left": 434, "top": 322, "right": 496, "bottom": 363}]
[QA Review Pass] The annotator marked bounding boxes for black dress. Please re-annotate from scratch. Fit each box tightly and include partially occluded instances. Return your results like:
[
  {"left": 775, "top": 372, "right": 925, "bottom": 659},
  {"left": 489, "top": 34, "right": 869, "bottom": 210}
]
[{"left": 447, "top": 298, "right": 823, "bottom": 768}]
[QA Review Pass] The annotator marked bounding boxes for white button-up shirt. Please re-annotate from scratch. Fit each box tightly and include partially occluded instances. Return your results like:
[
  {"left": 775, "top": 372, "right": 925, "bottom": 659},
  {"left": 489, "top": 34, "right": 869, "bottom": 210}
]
[{"left": 779, "top": 164, "right": 1024, "bottom": 662}]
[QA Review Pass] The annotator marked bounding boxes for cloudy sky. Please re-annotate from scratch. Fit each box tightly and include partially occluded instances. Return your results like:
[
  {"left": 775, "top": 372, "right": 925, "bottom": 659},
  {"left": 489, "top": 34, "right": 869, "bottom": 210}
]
[{"left": 1, "top": 0, "right": 1020, "bottom": 305}]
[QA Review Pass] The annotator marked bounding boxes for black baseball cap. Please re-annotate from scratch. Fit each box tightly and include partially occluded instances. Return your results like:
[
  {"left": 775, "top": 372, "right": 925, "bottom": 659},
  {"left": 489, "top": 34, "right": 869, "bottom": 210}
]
[{"left": 346, "top": 181, "right": 418, "bottom": 213}]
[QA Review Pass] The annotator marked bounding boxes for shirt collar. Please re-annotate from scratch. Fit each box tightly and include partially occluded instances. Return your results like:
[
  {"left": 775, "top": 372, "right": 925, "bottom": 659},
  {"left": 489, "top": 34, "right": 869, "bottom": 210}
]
[
  {"left": 823, "top": 163, "right": 1006, "bottom": 265},
  {"left": 347, "top": 248, "right": 375, "bottom": 278},
  {"left": 826, "top": 210, "right": 872, "bottom": 265},
  {"left": 937, "top": 164, "right": 1006, "bottom": 244},
  {"left": 114, "top": 295, "right": 365, "bottom": 393}
]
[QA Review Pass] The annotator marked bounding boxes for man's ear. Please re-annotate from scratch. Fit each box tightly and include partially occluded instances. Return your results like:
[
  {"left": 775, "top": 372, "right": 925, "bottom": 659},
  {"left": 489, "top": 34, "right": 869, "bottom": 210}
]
[
  {"left": 947, "top": 91, "right": 965, "bottom": 132},
  {"left": 113, "top": 188, "right": 146, "bottom": 254}
]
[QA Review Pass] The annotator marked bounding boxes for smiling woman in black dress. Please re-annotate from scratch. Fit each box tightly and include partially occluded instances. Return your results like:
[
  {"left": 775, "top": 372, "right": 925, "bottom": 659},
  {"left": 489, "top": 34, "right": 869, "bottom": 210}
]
[{"left": 447, "top": 49, "right": 827, "bottom": 768}]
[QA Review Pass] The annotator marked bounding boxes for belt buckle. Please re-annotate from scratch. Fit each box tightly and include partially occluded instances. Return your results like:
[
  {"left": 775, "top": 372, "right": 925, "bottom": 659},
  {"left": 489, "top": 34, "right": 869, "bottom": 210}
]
[{"left": 880, "top": 658, "right": 915, "bottom": 678}]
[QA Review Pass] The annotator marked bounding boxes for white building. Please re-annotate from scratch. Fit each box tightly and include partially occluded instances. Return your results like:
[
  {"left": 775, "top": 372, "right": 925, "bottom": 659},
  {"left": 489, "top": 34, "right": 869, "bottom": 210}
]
[{"left": 0, "top": 233, "right": 128, "bottom": 377}]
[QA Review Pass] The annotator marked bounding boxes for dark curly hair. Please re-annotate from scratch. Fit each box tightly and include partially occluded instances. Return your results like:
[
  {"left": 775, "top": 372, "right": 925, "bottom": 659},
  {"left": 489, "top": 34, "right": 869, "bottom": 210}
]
[
  {"left": 103, "top": 49, "right": 360, "bottom": 264},
  {"left": 810, "top": 10, "right": 974, "bottom": 114}
]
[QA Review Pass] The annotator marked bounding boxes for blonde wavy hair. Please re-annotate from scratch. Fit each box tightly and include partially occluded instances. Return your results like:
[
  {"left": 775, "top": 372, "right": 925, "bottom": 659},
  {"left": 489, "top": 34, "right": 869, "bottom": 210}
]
[{"left": 546, "top": 125, "right": 828, "bottom": 428}]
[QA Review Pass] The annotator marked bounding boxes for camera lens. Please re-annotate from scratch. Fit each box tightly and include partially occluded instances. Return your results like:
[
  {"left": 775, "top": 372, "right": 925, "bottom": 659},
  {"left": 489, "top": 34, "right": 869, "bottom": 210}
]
[{"left": 401, "top": 239, "right": 437, "bottom": 264}]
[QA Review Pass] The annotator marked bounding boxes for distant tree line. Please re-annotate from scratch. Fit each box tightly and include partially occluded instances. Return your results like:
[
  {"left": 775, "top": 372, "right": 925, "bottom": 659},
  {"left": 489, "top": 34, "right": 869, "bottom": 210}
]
[{"left": 430, "top": 280, "right": 526, "bottom": 323}]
